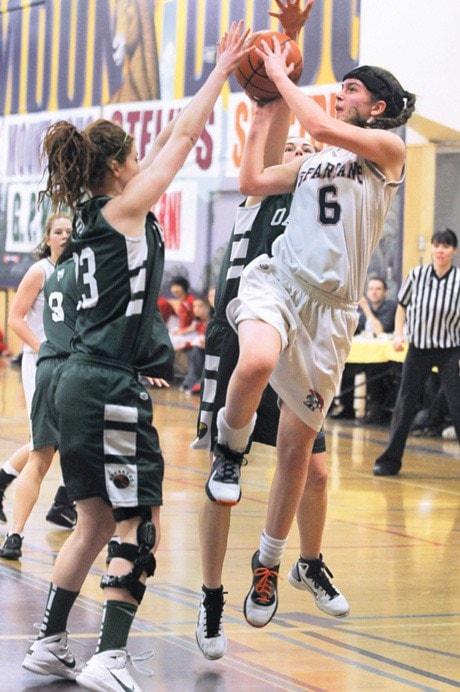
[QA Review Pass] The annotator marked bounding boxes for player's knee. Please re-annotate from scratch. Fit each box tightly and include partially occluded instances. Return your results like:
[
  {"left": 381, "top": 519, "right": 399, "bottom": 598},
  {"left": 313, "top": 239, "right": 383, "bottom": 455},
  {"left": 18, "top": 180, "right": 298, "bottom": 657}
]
[
  {"left": 100, "top": 510, "right": 156, "bottom": 604},
  {"left": 237, "top": 352, "right": 274, "bottom": 384},
  {"left": 307, "top": 458, "right": 329, "bottom": 491}
]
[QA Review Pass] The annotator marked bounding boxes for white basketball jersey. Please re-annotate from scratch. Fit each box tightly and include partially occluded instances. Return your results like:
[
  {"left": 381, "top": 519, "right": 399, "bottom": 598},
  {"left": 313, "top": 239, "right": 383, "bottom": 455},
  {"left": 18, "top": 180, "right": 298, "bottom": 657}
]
[{"left": 272, "top": 147, "right": 403, "bottom": 303}]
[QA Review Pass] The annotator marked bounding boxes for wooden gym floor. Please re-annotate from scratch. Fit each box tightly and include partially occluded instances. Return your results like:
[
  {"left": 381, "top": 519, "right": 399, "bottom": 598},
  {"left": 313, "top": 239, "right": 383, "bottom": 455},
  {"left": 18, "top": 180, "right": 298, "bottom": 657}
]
[{"left": 0, "top": 357, "right": 459, "bottom": 691}]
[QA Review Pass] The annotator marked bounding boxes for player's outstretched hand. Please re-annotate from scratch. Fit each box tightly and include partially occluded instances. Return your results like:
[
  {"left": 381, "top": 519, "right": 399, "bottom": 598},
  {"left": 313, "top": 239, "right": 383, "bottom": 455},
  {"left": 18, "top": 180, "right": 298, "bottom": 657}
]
[
  {"left": 255, "top": 36, "right": 295, "bottom": 83},
  {"left": 144, "top": 377, "right": 170, "bottom": 388},
  {"left": 216, "top": 20, "right": 251, "bottom": 77},
  {"left": 269, "top": 0, "right": 315, "bottom": 40}
]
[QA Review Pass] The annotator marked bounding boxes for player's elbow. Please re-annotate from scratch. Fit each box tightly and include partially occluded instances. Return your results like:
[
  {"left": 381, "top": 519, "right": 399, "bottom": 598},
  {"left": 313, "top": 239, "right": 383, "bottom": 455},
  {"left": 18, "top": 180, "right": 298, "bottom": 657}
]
[{"left": 239, "top": 176, "right": 263, "bottom": 197}]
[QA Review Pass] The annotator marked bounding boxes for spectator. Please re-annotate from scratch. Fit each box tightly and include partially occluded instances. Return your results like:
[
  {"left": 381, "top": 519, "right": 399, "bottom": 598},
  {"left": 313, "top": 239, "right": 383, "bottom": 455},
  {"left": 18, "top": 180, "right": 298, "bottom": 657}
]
[
  {"left": 330, "top": 277, "right": 397, "bottom": 422},
  {"left": 181, "top": 296, "right": 212, "bottom": 394},
  {"left": 374, "top": 228, "right": 460, "bottom": 476},
  {"left": 157, "top": 295, "right": 177, "bottom": 327},
  {"left": 169, "top": 276, "right": 195, "bottom": 340},
  {"left": 165, "top": 277, "right": 197, "bottom": 381}
]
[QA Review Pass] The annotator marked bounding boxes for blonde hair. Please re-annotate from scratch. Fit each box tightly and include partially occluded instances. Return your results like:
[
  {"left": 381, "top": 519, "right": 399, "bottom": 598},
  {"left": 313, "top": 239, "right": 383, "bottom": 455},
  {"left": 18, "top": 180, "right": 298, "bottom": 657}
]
[{"left": 35, "top": 213, "right": 72, "bottom": 259}]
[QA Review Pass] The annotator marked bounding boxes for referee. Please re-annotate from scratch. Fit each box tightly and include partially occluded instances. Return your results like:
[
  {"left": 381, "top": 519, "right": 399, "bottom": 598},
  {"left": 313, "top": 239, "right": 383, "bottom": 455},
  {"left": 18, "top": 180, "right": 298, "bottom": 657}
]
[{"left": 374, "top": 228, "right": 460, "bottom": 476}]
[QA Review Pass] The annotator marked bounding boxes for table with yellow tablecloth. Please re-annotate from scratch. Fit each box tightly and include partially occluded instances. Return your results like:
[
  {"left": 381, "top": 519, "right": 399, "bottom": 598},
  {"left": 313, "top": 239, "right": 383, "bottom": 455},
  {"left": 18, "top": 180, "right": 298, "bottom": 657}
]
[
  {"left": 347, "top": 334, "right": 407, "bottom": 364},
  {"left": 344, "top": 335, "right": 407, "bottom": 417}
]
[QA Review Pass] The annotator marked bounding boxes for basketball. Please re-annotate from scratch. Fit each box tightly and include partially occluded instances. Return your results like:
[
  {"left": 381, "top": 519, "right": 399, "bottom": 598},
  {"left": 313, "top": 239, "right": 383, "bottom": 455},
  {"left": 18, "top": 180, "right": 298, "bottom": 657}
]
[{"left": 234, "top": 30, "right": 303, "bottom": 102}]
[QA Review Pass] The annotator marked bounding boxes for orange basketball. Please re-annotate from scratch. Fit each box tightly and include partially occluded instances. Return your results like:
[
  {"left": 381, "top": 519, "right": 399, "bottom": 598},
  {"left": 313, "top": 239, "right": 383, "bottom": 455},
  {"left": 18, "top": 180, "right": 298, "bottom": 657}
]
[{"left": 234, "top": 30, "right": 303, "bottom": 102}]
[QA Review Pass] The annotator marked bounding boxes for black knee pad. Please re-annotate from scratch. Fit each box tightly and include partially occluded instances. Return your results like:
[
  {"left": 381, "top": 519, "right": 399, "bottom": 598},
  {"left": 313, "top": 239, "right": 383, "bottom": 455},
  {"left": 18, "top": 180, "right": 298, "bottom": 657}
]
[{"left": 100, "top": 518, "right": 156, "bottom": 604}]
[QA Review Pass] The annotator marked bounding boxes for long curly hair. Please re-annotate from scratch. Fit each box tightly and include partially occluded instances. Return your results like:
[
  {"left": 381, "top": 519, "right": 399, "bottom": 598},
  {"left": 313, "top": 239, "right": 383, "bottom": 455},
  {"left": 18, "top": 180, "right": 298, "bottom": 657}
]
[{"left": 38, "top": 119, "right": 133, "bottom": 211}]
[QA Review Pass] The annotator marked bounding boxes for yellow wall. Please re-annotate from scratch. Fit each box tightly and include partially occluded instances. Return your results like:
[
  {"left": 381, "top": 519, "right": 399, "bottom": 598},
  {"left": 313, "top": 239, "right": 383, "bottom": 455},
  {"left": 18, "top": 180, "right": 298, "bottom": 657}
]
[
  {"left": 1, "top": 289, "right": 21, "bottom": 355},
  {"left": 403, "top": 142, "right": 437, "bottom": 276}
]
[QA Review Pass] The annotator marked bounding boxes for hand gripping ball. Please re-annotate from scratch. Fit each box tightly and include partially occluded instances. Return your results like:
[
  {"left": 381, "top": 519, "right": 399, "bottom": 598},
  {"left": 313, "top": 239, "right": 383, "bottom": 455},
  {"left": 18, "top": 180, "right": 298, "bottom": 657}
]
[{"left": 234, "top": 30, "right": 303, "bottom": 102}]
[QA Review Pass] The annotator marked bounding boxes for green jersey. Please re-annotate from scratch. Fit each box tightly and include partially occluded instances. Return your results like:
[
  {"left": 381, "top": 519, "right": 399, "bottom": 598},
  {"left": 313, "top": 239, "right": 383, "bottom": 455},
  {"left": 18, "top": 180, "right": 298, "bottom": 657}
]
[
  {"left": 71, "top": 196, "right": 174, "bottom": 379},
  {"left": 39, "top": 258, "right": 78, "bottom": 361},
  {"left": 213, "top": 194, "right": 292, "bottom": 322}
]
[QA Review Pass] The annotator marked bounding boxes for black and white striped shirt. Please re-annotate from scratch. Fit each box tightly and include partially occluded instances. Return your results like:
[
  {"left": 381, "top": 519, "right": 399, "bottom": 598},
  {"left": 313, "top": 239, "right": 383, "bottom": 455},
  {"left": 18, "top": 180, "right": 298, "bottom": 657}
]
[{"left": 398, "top": 264, "right": 460, "bottom": 349}]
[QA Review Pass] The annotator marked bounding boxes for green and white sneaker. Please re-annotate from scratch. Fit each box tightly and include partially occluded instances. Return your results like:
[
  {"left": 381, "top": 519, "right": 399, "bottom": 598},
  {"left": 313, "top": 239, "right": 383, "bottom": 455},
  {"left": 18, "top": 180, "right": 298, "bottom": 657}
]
[
  {"left": 22, "top": 631, "right": 84, "bottom": 680},
  {"left": 76, "top": 648, "right": 152, "bottom": 691}
]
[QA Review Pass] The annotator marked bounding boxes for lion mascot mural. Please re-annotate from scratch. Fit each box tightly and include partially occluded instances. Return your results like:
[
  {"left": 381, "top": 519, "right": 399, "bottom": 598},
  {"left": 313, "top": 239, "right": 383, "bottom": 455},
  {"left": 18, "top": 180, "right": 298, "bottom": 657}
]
[{"left": 110, "top": 0, "right": 160, "bottom": 103}]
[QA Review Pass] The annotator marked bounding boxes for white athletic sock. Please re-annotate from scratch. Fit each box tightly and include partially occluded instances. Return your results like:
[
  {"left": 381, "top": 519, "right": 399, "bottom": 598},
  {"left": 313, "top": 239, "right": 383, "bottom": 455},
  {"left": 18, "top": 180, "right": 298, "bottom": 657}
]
[
  {"left": 216, "top": 407, "right": 256, "bottom": 453},
  {"left": 258, "top": 531, "right": 287, "bottom": 568},
  {"left": 2, "top": 461, "right": 19, "bottom": 477}
]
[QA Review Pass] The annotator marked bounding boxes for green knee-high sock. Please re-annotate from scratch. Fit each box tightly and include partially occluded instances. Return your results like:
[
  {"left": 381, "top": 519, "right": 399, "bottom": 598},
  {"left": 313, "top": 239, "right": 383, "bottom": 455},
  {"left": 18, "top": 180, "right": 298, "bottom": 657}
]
[
  {"left": 96, "top": 600, "right": 137, "bottom": 653},
  {"left": 39, "top": 583, "right": 79, "bottom": 638}
]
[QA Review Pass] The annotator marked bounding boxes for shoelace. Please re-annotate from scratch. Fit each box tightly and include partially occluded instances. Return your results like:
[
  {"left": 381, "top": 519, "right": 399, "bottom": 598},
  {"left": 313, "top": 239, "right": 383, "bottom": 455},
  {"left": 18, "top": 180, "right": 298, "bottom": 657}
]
[
  {"left": 308, "top": 560, "right": 339, "bottom": 598},
  {"left": 215, "top": 446, "right": 247, "bottom": 483},
  {"left": 203, "top": 593, "right": 227, "bottom": 638},
  {"left": 125, "top": 649, "right": 155, "bottom": 677},
  {"left": 219, "top": 457, "right": 242, "bottom": 483},
  {"left": 253, "top": 567, "right": 280, "bottom": 603}
]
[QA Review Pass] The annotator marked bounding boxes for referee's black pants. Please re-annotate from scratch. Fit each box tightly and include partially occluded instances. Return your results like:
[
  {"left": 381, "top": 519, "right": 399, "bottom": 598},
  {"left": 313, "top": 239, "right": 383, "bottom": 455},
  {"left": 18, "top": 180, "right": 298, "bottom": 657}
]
[{"left": 377, "top": 345, "right": 460, "bottom": 465}]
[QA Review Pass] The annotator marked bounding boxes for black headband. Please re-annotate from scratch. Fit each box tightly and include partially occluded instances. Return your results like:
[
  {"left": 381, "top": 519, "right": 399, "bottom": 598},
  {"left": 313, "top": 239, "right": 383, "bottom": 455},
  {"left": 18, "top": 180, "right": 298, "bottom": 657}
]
[{"left": 343, "top": 66, "right": 404, "bottom": 118}]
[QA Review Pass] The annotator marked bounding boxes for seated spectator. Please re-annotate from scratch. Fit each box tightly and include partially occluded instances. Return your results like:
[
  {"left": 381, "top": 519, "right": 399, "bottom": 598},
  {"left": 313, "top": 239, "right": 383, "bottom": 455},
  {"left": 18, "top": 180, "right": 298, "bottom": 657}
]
[
  {"left": 178, "top": 296, "right": 212, "bottom": 394},
  {"left": 158, "top": 294, "right": 177, "bottom": 325},
  {"left": 330, "top": 277, "right": 397, "bottom": 422},
  {"left": 168, "top": 275, "right": 196, "bottom": 350}
]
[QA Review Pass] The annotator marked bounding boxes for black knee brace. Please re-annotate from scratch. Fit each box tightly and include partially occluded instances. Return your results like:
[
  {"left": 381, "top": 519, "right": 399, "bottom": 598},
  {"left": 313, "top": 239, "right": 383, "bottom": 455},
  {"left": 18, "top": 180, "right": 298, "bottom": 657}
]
[{"left": 100, "top": 518, "right": 156, "bottom": 604}]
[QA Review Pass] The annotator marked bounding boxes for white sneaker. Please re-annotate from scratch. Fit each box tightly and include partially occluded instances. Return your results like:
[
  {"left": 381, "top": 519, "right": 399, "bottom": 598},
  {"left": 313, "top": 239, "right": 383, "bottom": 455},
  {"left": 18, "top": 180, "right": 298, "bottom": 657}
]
[
  {"left": 22, "top": 631, "right": 84, "bottom": 680},
  {"left": 244, "top": 551, "right": 279, "bottom": 628},
  {"left": 205, "top": 444, "right": 246, "bottom": 505},
  {"left": 288, "top": 555, "right": 350, "bottom": 617},
  {"left": 76, "top": 649, "right": 143, "bottom": 691},
  {"left": 442, "top": 425, "right": 456, "bottom": 440},
  {"left": 195, "top": 587, "right": 227, "bottom": 660}
]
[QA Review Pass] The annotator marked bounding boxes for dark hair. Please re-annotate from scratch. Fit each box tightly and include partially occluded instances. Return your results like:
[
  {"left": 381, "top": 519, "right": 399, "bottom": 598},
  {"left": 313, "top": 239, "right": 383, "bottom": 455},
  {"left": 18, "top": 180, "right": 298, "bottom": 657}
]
[
  {"left": 367, "top": 276, "right": 387, "bottom": 291},
  {"left": 38, "top": 119, "right": 134, "bottom": 211},
  {"left": 431, "top": 228, "right": 458, "bottom": 248},
  {"left": 170, "top": 276, "right": 190, "bottom": 293},
  {"left": 342, "top": 65, "right": 416, "bottom": 130}
]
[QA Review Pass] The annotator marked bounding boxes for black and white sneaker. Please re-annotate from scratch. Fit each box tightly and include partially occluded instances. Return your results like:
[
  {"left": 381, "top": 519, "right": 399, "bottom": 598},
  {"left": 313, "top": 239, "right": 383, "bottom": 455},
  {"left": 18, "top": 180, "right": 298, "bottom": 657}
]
[
  {"left": 0, "top": 532, "right": 23, "bottom": 559},
  {"left": 205, "top": 444, "right": 246, "bottom": 505},
  {"left": 244, "top": 551, "right": 280, "bottom": 628},
  {"left": 195, "top": 586, "right": 227, "bottom": 660},
  {"left": 288, "top": 554, "right": 350, "bottom": 617},
  {"left": 76, "top": 648, "right": 153, "bottom": 691},
  {"left": 46, "top": 503, "right": 77, "bottom": 529},
  {"left": 22, "top": 631, "right": 84, "bottom": 680}
]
